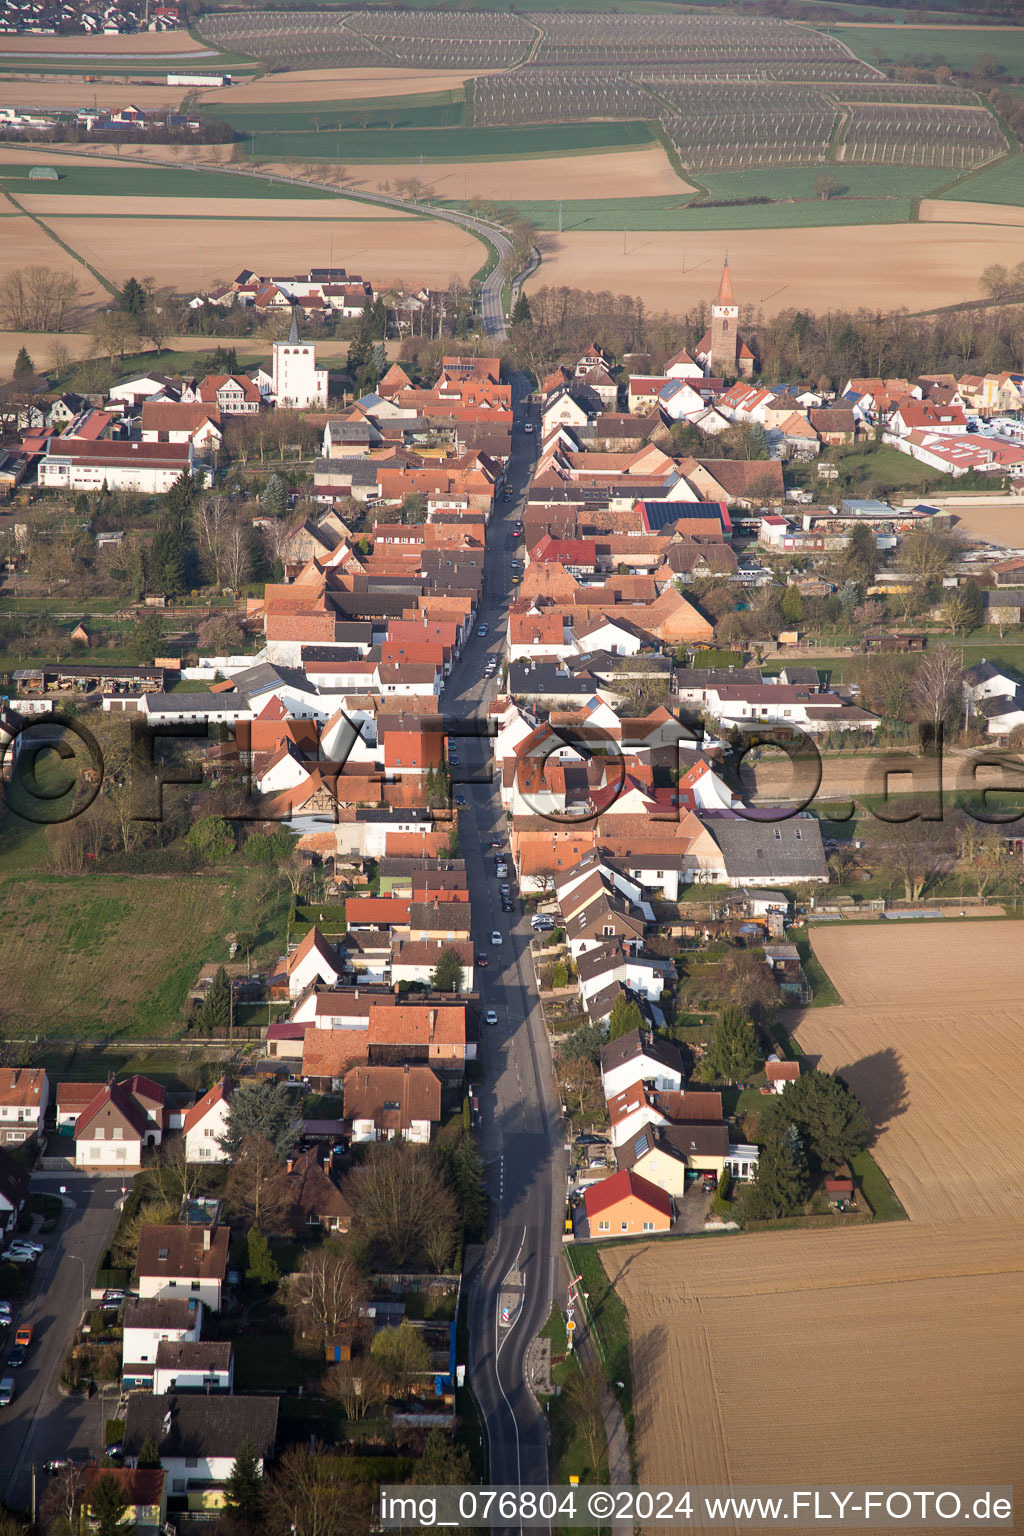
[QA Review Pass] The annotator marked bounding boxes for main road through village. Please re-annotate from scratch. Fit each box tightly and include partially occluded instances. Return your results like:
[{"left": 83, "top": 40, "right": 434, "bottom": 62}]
[{"left": 445, "top": 381, "right": 567, "bottom": 1495}]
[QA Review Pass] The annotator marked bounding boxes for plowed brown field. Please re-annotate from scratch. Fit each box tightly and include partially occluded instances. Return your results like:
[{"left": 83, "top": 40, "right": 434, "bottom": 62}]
[{"left": 611, "top": 921, "right": 1024, "bottom": 1515}]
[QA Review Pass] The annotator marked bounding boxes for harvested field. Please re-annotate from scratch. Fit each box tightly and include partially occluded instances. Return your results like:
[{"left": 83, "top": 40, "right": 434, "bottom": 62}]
[
  {"left": 0, "top": 79, "right": 193, "bottom": 110},
  {"left": 793, "top": 922, "right": 1024, "bottom": 1224},
  {"left": 529, "top": 222, "right": 1024, "bottom": 314},
  {"left": 922, "top": 198, "right": 1024, "bottom": 225},
  {"left": 0, "top": 29, "right": 213, "bottom": 55},
  {"left": 610, "top": 1222, "right": 1024, "bottom": 1502},
  {"left": 210, "top": 66, "right": 499, "bottom": 105},
  {"left": 346, "top": 144, "right": 689, "bottom": 201},
  {"left": 0, "top": 215, "right": 104, "bottom": 302},
  {"left": 0, "top": 875, "right": 231, "bottom": 1037},
  {"left": 42, "top": 212, "right": 482, "bottom": 290},
  {"left": 950, "top": 500, "right": 1024, "bottom": 545}
]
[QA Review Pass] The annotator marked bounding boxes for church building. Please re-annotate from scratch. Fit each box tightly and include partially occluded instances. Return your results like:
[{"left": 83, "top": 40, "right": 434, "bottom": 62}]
[
  {"left": 696, "top": 259, "right": 755, "bottom": 380},
  {"left": 256, "top": 309, "right": 328, "bottom": 409}
]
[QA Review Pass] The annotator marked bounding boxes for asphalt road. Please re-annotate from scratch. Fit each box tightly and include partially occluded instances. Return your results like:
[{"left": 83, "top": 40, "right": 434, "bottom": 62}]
[
  {"left": 443, "top": 386, "right": 567, "bottom": 1499},
  {"left": 0, "top": 1176, "right": 126, "bottom": 1514}
]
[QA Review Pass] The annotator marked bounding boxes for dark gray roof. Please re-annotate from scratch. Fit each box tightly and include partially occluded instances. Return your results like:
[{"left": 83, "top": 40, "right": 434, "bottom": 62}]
[
  {"left": 979, "top": 691, "right": 1024, "bottom": 719},
  {"left": 302, "top": 628, "right": 374, "bottom": 655},
  {"left": 704, "top": 814, "right": 828, "bottom": 880},
  {"left": 123, "top": 1297, "right": 201, "bottom": 1331},
  {"left": 231, "top": 662, "right": 313, "bottom": 695},
  {"left": 124, "top": 1394, "right": 278, "bottom": 1460},
  {"left": 677, "top": 668, "right": 762, "bottom": 691},
  {"left": 355, "top": 807, "right": 430, "bottom": 823},
  {"left": 154, "top": 1339, "right": 233, "bottom": 1371},
  {"left": 508, "top": 663, "right": 599, "bottom": 698},
  {"left": 616, "top": 1120, "right": 728, "bottom": 1172},
  {"left": 777, "top": 666, "right": 821, "bottom": 687},
  {"left": 600, "top": 1027, "right": 683, "bottom": 1079},
  {"left": 146, "top": 693, "right": 244, "bottom": 714}
]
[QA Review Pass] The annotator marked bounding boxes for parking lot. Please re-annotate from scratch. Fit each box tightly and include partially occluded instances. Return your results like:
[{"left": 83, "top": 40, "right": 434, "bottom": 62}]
[{"left": 0, "top": 1176, "right": 125, "bottom": 1511}]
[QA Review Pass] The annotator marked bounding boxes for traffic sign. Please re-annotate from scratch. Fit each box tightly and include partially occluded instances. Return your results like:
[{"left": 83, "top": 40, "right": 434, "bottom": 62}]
[{"left": 566, "top": 1319, "right": 576, "bottom": 1333}]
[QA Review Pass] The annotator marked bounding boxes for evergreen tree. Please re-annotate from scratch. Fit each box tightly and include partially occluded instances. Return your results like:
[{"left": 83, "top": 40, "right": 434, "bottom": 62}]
[
  {"left": 431, "top": 946, "right": 464, "bottom": 993},
  {"left": 246, "top": 1224, "right": 281, "bottom": 1286},
  {"left": 119, "top": 276, "right": 147, "bottom": 316},
  {"left": 132, "top": 611, "right": 164, "bottom": 664},
  {"left": 608, "top": 994, "right": 644, "bottom": 1040},
  {"left": 137, "top": 1437, "right": 162, "bottom": 1469},
  {"left": 780, "top": 585, "right": 804, "bottom": 625},
  {"left": 705, "top": 1005, "right": 758, "bottom": 1084},
  {"left": 746, "top": 1103, "right": 808, "bottom": 1219},
  {"left": 781, "top": 1070, "right": 871, "bottom": 1176},
  {"left": 149, "top": 524, "right": 187, "bottom": 595},
  {"left": 419, "top": 1428, "right": 473, "bottom": 1484},
  {"left": 195, "top": 965, "right": 231, "bottom": 1034},
  {"left": 223, "top": 1437, "right": 264, "bottom": 1525},
  {"left": 89, "top": 1474, "right": 130, "bottom": 1536},
  {"left": 209, "top": 344, "right": 239, "bottom": 374},
  {"left": 261, "top": 474, "right": 287, "bottom": 518},
  {"left": 13, "top": 346, "right": 33, "bottom": 378},
  {"left": 510, "top": 292, "right": 532, "bottom": 326},
  {"left": 166, "top": 468, "right": 199, "bottom": 521}
]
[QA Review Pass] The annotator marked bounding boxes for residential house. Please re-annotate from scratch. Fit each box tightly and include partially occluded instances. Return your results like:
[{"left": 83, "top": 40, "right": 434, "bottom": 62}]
[
  {"left": 584, "top": 1167, "right": 673, "bottom": 1236},
  {"left": 79, "top": 1467, "right": 167, "bottom": 1536},
  {"left": 703, "top": 814, "right": 829, "bottom": 886},
  {"left": 599, "top": 1029, "right": 684, "bottom": 1101},
  {"left": 0, "top": 1148, "right": 29, "bottom": 1237},
  {"left": 122, "top": 1297, "right": 204, "bottom": 1392},
  {"left": 73, "top": 1078, "right": 165, "bottom": 1169},
  {"left": 342, "top": 1064, "right": 442, "bottom": 1144},
  {"left": 135, "top": 1224, "right": 230, "bottom": 1310},
  {"left": 278, "top": 1147, "right": 353, "bottom": 1235},
  {"left": 0, "top": 1068, "right": 48, "bottom": 1146},
  {"left": 182, "top": 1079, "right": 234, "bottom": 1164},
  {"left": 765, "top": 1059, "right": 801, "bottom": 1094},
  {"left": 282, "top": 927, "right": 344, "bottom": 999},
  {"left": 615, "top": 1121, "right": 728, "bottom": 1194},
  {"left": 122, "top": 1394, "right": 279, "bottom": 1502},
  {"left": 153, "top": 1340, "right": 233, "bottom": 1395}
]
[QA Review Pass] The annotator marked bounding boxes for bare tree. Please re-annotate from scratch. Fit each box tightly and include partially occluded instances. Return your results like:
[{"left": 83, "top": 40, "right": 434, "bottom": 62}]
[
  {"left": 912, "top": 645, "right": 964, "bottom": 738},
  {"left": 350, "top": 1142, "right": 457, "bottom": 1267},
  {"left": 557, "top": 1054, "right": 598, "bottom": 1116},
  {"left": 224, "top": 1133, "right": 289, "bottom": 1230},
  {"left": 285, "top": 1247, "right": 369, "bottom": 1347},
  {"left": 193, "top": 494, "right": 231, "bottom": 586},
  {"left": 224, "top": 522, "right": 253, "bottom": 590},
  {"left": 563, "top": 1366, "right": 608, "bottom": 1469},
  {"left": 322, "top": 1356, "right": 388, "bottom": 1419}
]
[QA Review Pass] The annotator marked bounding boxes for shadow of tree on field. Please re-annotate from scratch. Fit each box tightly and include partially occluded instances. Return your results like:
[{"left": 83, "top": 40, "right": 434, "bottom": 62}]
[{"left": 833, "top": 1047, "right": 909, "bottom": 1146}]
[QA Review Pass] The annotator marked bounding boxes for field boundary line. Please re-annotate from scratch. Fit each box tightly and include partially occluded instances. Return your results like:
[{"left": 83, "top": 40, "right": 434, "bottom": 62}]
[{"left": 2, "top": 187, "right": 116, "bottom": 296}]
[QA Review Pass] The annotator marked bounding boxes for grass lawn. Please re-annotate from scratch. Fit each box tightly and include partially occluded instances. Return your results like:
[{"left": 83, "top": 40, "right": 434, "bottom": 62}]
[
  {"left": 789, "top": 931, "right": 843, "bottom": 1006},
  {"left": 245, "top": 120, "right": 654, "bottom": 163},
  {"left": 850, "top": 1148, "right": 909, "bottom": 1221},
  {"left": 233, "top": 1330, "right": 325, "bottom": 1392},
  {"left": 829, "top": 443, "right": 948, "bottom": 491},
  {"left": 698, "top": 164, "right": 952, "bottom": 202},
  {"left": 0, "top": 874, "right": 237, "bottom": 1038},
  {"left": 938, "top": 153, "right": 1024, "bottom": 205},
  {"left": 214, "top": 92, "right": 465, "bottom": 134},
  {"left": 566, "top": 1243, "right": 632, "bottom": 1421},
  {"left": 479, "top": 194, "right": 918, "bottom": 231},
  {"left": 830, "top": 25, "right": 1024, "bottom": 80},
  {"left": 0, "top": 162, "right": 334, "bottom": 200}
]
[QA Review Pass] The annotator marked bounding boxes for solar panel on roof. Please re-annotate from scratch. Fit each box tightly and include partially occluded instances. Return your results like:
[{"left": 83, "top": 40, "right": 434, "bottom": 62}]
[{"left": 633, "top": 1131, "right": 650, "bottom": 1158}]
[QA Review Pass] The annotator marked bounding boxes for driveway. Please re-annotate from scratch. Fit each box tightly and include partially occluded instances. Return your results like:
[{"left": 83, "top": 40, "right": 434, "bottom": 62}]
[{"left": 0, "top": 1175, "right": 126, "bottom": 1512}]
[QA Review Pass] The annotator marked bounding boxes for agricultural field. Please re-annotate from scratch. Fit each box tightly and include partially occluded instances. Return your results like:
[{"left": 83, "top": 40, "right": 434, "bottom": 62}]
[
  {"left": 197, "top": 9, "right": 533, "bottom": 70},
  {"left": 0, "top": 162, "right": 335, "bottom": 201},
  {"left": 0, "top": 875, "right": 234, "bottom": 1038},
  {"left": 42, "top": 211, "right": 482, "bottom": 292},
  {"left": 204, "top": 67, "right": 502, "bottom": 105},
  {"left": 937, "top": 152, "right": 1024, "bottom": 203},
  {"left": 0, "top": 29, "right": 216, "bottom": 55},
  {"left": 609, "top": 1224, "right": 1024, "bottom": 1494},
  {"left": 494, "top": 194, "right": 917, "bottom": 231},
  {"left": 243, "top": 121, "right": 654, "bottom": 164},
  {"left": 841, "top": 103, "right": 1005, "bottom": 170},
  {"left": 833, "top": 22, "right": 1024, "bottom": 80},
  {"left": 0, "top": 214, "right": 104, "bottom": 302},
  {"left": 528, "top": 219, "right": 1024, "bottom": 313},
  {"left": 948, "top": 500, "right": 1024, "bottom": 544},
  {"left": 345, "top": 144, "right": 687, "bottom": 201},
  {"left": 924, "top": 197, "right": 1024, "bottom": 224},
  {"left": 793, "top": 922, "right": 1024, "bottom": 1225}
]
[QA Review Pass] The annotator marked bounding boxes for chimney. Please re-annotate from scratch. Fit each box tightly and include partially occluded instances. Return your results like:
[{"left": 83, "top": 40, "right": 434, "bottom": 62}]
[
  {"left": 202, "top": 1229, "right": 211, "bottom": 1252},
  {"left": 286, "top": 1157, "right": 294, "bottom": 1174}
]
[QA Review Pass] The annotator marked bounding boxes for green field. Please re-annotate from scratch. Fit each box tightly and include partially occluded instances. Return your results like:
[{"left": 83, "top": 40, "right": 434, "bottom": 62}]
[
  {"left": 215, "top": 92, "right": 465, "bottom": 134},
  {"left": 938, "top": 152, "right": 1024, "bottom": 203},
  {"left": 829, "top": 24, "right": 1024, "bottom": 79},
  {"left": 245, "top": 119, "right": 654, "bottom": 164},
  {"left": 698, "top": 164, "right": 956, "bottom": 202},
  {"left": 0, "top": 162, "right": 334, "bottom": 199},
  {"left": 480, "top": 194, "right": 919, "bottom": 230}
]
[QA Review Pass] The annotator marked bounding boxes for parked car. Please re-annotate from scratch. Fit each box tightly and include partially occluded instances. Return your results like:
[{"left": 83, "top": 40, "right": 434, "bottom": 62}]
[
  {"left": 102, "top": 1289, "right": 127, "bottom": 1309},
  {"left": 455, "top": 793, "right": 466, "bottom": 806},
  {"left": 45, "top": 1459, "right": 73, "bottom": 1474},
  {"left": 7, "top": 1347, "right": 24, "bottom": 1369},
  {"left": 15, "top": 1326, "right": 33, "bottom": 1349},
  {"left": 7, "top": 1240, "right": 41, "bottom": 1256},
  {"left": 499, "top": 884, "right": 510, "bottom": 895},
  {"left": 5, "top": 1250, "right": 36, "bottom": 1266},
  {"left": 0, "top": 1379, "right": 14, "bottom": 1407},
  {"left": 477, "top": 624, "right": 489, "bottom": 637},
  {"left": 485, "top": 1010, "right": 499, "bottom": 1026}
]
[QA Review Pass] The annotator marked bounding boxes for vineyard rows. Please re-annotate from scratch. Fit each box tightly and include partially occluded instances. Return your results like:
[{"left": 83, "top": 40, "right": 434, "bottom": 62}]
[
  {"left": 843, "top": 104, "right": 1005, "bottom": 168},
  {"left": 474, "top": 71, "right": 655, "bottom": 126},
  {"left": 663, "top": 110, "right": 835, "bottom": 170},
  {"left": 532, "top": 12, "right": 857, "bottom": 65},
  {"left": 835, "top": 83, "right": 981, "bottom": 105},
  {"left": 198, "top": 7, "right": 532, "bottom": 69}
]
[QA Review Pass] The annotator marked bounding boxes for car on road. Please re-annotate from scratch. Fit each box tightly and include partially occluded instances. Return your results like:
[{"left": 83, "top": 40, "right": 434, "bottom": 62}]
[
  {"left": 491, "top": 930, "right": 502, "bottom": 946},
  {"left": 496, "top": 866, "right": 508, "bottom": 880},
  {"left": 7, "top": 1346, "right": 24, "bottom": 1369},
  {"left": 477, "top": 624, "right": 489, "bottom": 637},
  {"left": 0, "top": 1379, "right": 14, "bottom": 1407},
  {"left": 448, "top": 751, "right": 460, "bottom": 765},
  {"left": 512, "top": 528, "right": 523, "bottom": 539},
  {"left": 485, "top": 1010, "right": 499, "bottom": 1026},
  {"left": 7, "top": 1240, "right": 41, "bottom": 1256},
  {"left": 45, "top": 1459, "right": 74, "bottom": 1475},
  {"left": 0, "top": 1301, "right": 12, "bottom": 1320},
  {"left": 524, "top": 422, "right": 535, "bottom": 433},
  {"left": 5, "top": 1249, "right": 37, "bottom": 1265},
  {"left": 455, "top": 793, "right": 466, "bottom": 806},
  {"left": 499, "top": 883, "right": 510, "bottom": 895},
  {"left": 501, "top": 900, "right": 514, "bottom": 914},
  {"left": 476, "top": 952, "right": 489, "bottom": 968},
  {"left": 15, "top": 1326, "right": 33, "bottom": 1349},
  {"left": 503, "top": 489, "right": 512, "bottom": 501},
  {"left": 490, "top": 839, "right": 502, "bottom": 849}
]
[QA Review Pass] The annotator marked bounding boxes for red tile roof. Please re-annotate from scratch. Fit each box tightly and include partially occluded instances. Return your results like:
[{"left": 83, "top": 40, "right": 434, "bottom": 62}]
[{"left": 584, "top": 1167, "right": 672, "bottom": 1220}]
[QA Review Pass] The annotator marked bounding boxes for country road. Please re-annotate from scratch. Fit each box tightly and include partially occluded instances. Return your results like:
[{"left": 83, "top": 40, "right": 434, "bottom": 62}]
[{"left": 441, "top": 377, "right": 566, "bottom": 1502}]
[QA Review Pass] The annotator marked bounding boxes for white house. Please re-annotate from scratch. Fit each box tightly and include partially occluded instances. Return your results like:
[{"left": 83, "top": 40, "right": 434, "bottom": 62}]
[
  {"left": 0, "top": 1068, "right": 49, "bottom": 1147},
  {"left": 73, "top": 1077, "right": 166, "bottom": 1169},
  {"left": 342, "top": 1064, "right": 441, "bottom": 1144},
  {"left": 283, "top": 926, "right": 344, "bottom": 999},
  {"left": 123, "top": 1395, "right": 278, "bottom": 1491},
  {"left": 122, "top": 1297, "right": 203, "bottom": 1392},
  {"left": 600, "top": 1029, "right": 684, "bottom": 1101},
  {"left": 38, "top": 439, "right": 204, "bottom": 494},
  {"left": 135, "top": 1225, "right": 230, "bottom": 1311},
  {"left": 153, "top": 1340, "right": 233, "bottom": 1395},
  {"left": 665, "top": 346, "right": 704, "bottom": 380},
  {"left": 659, "top": 379, "right": 707, "bottom": 422},
  {"left": 607, "top": 1081, "right": 668, "bottom": 1149},
  {"left": 261, "top": 310, "right": 328, "bottom": 409},
  {"left": 182, "top": 1079, "right": 233, "bottom": 1164}
]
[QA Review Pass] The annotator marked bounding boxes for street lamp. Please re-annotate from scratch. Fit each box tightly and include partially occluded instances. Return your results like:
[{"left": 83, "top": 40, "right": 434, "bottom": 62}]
[{"left": 67, "top": 1251, "right": 86, "bottom": 1319}]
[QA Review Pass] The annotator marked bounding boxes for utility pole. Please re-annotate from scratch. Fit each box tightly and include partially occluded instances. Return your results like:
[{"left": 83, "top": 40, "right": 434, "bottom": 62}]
[{"left": 557, "top": 198, "right": 562, "bottom": 234}]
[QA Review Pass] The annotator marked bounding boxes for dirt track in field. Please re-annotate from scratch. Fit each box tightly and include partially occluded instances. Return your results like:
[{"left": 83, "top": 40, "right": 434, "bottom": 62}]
[
  {"left": 207, "top": 66, "right": 501, "bottom": 105},
  {"left": 611, "top": 920, "right": 1024, "bottom": 1516},
  {"left": 531, "top": 223, "right": 1024, "bottom": 314}
]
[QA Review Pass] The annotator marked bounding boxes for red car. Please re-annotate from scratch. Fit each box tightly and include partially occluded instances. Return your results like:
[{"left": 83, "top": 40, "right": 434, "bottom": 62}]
[{"left": 477, "top": 953, "right": 489, "bottom": 968}]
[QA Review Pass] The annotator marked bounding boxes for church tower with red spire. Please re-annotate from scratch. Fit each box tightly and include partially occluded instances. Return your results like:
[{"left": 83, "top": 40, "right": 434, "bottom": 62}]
[{"left": 698, "top": 256, "right": 754, "bottom": 379}]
